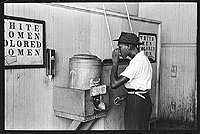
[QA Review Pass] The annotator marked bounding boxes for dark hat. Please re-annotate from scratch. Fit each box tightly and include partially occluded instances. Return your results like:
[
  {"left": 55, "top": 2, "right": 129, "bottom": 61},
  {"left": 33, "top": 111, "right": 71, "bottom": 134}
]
[{"left": 113, "top": 32, "right": 142, "bottom": 45}]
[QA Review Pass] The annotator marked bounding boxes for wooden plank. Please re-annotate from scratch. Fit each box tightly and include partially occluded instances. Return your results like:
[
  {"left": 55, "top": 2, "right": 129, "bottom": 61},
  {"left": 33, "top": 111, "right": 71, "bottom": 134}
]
[
  {"left": 13, "top": 69, "right": 21, "bottom": 129},
  {"left": 42, "top": 68, "right": 50, "bottom": 130},
  {"left": 54, "top": 110, "right": 106, "bottom": 123},
  {"left": 86, "top": 118, "right": 98, "bottom": 130},
  {"left": 24, "top": 69, "right": 34, "bottom": 129},
  {"left": 160, "top": 47, "right": 166, "bottom": 119},
  {"left": 170, "top": 46, "right": 176, "bottom": 120},
  {"left": 19, "top": 69, "right": 26, "bottom": 129},
  {"left": 155, "top": 23, "right": 161, "bottom": 119},
  {"left": 67, "top": 120, "right": 82, "bottom": 130},
  {"left": 174, "top": 47, "right": 184, "bottom": 122},
  {"left": 149, "top": 63, "right": 157, "bottom": 119},
  {"left": 164, "top": 47, "right": 171, "bottom": 119},
  {"left": 183, "top": 47, "right": 196, "bottom": 123},
  {"left": 34, "top": 68, "right": 44, "bottom": 129},
  {"left": 5, "top": 69, "right": 14, "bottom": 129}
]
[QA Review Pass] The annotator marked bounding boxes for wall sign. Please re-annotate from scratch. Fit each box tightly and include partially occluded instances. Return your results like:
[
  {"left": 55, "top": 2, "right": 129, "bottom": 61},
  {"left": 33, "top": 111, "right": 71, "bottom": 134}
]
[
  {"left": 139, "top": 32, "right": 157, "bottom": 63},
  {"left": 4, "top": 15, "right": 46, "bottom": 69}
]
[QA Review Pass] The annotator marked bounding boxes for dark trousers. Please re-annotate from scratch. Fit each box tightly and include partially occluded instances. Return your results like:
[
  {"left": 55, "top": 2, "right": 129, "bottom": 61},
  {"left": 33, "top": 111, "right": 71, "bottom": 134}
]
[{"left": 124, "top": 91, "right": 152, "bottom": 130}]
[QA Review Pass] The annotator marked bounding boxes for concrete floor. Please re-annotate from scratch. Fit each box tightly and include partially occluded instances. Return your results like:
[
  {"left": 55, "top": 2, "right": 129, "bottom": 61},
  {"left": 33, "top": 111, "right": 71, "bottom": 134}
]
[{"left": 150, "top": 120, "right": 195, "bottom": 130}]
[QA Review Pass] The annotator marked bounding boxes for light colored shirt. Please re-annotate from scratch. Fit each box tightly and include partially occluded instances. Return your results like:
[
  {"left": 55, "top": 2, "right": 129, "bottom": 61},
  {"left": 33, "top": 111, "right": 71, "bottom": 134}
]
[{"left": 120, "top": 51, "right": 152, "bottom": 91}]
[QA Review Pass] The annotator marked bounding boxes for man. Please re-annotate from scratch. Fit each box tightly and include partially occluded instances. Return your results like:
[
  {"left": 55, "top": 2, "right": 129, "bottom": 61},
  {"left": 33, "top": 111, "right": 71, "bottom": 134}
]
[{"left": 110, "top": 32, "right": 152, "bottom": 130}]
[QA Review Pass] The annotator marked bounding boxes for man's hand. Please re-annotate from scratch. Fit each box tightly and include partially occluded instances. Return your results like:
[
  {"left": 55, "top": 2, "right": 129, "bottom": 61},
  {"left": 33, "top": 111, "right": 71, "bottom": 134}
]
[
  {"left": 112, "top": 48, "right": 120, "bottom": 64},
  {"left": 114, "top": 96, "right": 126, "bottom": 105}
]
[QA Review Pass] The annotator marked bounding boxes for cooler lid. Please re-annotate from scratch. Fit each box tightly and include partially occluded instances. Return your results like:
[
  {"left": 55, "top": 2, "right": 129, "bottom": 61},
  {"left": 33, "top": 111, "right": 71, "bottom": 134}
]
[{"left": 71, "top": 54, "right": 101, "bottom": 61}]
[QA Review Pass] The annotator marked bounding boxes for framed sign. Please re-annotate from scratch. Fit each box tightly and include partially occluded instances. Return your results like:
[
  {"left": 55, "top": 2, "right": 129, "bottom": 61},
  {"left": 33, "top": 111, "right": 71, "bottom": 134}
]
[
  {"left": 138, "top": 32, "right": 157, "bottom": 63},
  {"left": 4, "top": 15, "right": 46, "bottom": 69}
]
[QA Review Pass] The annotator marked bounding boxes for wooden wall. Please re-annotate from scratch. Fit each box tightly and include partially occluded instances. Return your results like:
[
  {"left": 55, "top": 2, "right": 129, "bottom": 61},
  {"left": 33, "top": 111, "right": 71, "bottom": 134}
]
[
  {"left": 4, "top": 3, "right": 69, "bottom": 130},
  {"left": 139, "top": 3, "right": 197, "bottom": 125},
  {"left": 4, "top": 3, "right": 160, "bottom": 130}
]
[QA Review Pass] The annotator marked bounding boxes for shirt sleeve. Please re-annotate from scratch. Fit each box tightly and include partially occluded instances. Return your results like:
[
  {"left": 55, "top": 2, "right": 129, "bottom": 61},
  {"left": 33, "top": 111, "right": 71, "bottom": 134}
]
[{"left": 120, "top": 61, "right": 141, "bottom": 81}]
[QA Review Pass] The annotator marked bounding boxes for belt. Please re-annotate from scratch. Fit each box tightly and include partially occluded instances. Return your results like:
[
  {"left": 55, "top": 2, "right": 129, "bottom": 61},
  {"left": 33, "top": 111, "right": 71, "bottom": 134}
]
[
  {"left": 114, "top": 88, "right": 149, "bottom": 105},
  {"left": 126, "top": 88, "right": 148, "bottom": 99}
]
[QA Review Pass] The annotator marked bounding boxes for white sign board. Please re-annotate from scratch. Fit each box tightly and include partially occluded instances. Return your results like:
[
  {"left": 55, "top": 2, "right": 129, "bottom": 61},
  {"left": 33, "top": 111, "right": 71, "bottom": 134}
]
[
  {"left": 4, "top": 16, "right": 45, "bottom": 69},
  {"left": 139, "top": 32, "right": 157, "bottom": 63}
]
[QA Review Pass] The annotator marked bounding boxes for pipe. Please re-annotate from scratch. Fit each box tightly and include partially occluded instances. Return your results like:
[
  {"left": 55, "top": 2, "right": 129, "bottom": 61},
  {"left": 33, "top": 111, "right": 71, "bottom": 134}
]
[
  {"left": 124, "top": 3, "right": 133, "bottom": 33},
  {"left": 103, "top": 4, "right": 114, "bottom": 51}
]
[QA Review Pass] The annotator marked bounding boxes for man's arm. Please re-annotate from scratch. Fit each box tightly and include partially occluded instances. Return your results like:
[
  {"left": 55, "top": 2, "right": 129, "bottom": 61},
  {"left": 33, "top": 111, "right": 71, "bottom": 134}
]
[{"left": 110, "top": 49, "right": 129, "bottom": 89}]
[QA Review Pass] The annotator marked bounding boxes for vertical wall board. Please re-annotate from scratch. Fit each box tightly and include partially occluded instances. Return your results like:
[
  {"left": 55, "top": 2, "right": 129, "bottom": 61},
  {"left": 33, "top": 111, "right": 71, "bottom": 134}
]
[
  {"left": 33, "top": 69, "right": 43, "bottom": 129},
  {"left": 24, "top": 69, "right": 35, "bottom": 129},
  {"left": 47, "top": 71, "right": 54, "bottom": 127},
  {"left": 5, "top": 70, "right": 14, "bottom": 129},
  {"left": 149, "top": 63, "right": 157, "bottom": 119},
  {"left": 47, "top": 4, "right": 54, "bottom": 49},
  {"left": 183, "top": 47, "right": 196, "bottom": 123},
  {"left": 187, "top": 47, "right": 195, "bottom": 123},
  {"left": 159, "top": 47, "right": 165, "bottom": 118},
  {"left": 174, "top": 47, "right": 184, "bottom": 122},
  {"left": 193, "top": 47, "right": 197, "bottom": 124},
  {"left": 43, "top": 71, "right": 55, "bottom": 129},
  {"left": 166, "top": 47, "right": 173, "bottom": 119},
  {"left": 24, "top": 3, "right": 31, "bottom": 18},
  {"left": 159, "top": 47, "right": 170, "bottom": 120},
  {"left": 13, "top": 69, "right": 22, "bottom": 129},
  {"left": 16, "top": 3, "right": 25, "bottom": 17},
  {"left": 21, "top": 69, "right": 26, "bottom": 129},
  {"left": 179, "top": 47, "right": 187, "bottom": 122},
  {"left": 169, "top": 47, "right": 176, "bottom": 120}
]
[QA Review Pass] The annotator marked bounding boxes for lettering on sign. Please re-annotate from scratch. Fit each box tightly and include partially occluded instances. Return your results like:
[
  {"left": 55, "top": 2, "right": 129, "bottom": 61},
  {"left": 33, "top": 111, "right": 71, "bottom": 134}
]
[
  {"left": 4, "top": 15, "right": 45, "bottom": 69},
  {"left": 139, "top": 32, "right": 157, "bottom": 63}
]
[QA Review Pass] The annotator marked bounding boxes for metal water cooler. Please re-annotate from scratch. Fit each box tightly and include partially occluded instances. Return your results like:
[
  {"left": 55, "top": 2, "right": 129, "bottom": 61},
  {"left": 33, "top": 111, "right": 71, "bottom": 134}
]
[{"left": 53, "top": 54, "right": 109, "bottom": 126}]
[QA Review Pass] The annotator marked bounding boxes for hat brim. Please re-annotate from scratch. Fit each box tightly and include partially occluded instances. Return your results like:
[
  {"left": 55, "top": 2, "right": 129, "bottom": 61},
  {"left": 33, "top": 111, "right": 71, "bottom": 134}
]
[
  {"left": 113, "top": 41, "right": 144, "bottom": 45},
  {"left": 113, "top": 39, "right": 119, "bottom": 41}
]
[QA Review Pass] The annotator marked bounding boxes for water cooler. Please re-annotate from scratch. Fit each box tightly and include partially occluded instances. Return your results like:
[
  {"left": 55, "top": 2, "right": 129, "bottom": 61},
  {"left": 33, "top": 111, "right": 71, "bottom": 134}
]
[{"left": 53, "top": 54, "right": 109, "bottom": 126}]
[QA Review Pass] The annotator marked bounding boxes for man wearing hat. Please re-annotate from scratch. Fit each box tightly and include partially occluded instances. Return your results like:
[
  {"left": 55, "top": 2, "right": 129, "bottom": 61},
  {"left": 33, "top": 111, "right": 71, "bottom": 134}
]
[{"left": 110, "top": 32, "right": 152, "bottom": 130}]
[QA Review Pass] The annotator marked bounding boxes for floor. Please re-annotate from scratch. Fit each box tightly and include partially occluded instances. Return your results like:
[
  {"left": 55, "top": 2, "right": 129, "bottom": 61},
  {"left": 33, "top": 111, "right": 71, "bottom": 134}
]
[{"left": 150, "top": 120, "right": 195, "bottom": 130}]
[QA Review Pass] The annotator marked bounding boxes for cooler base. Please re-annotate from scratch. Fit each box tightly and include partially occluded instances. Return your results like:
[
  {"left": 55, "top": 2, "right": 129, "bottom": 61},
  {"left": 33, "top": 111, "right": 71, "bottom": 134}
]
[{"left": 54, "top": 110, "right": 107, "bottom": 122}]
